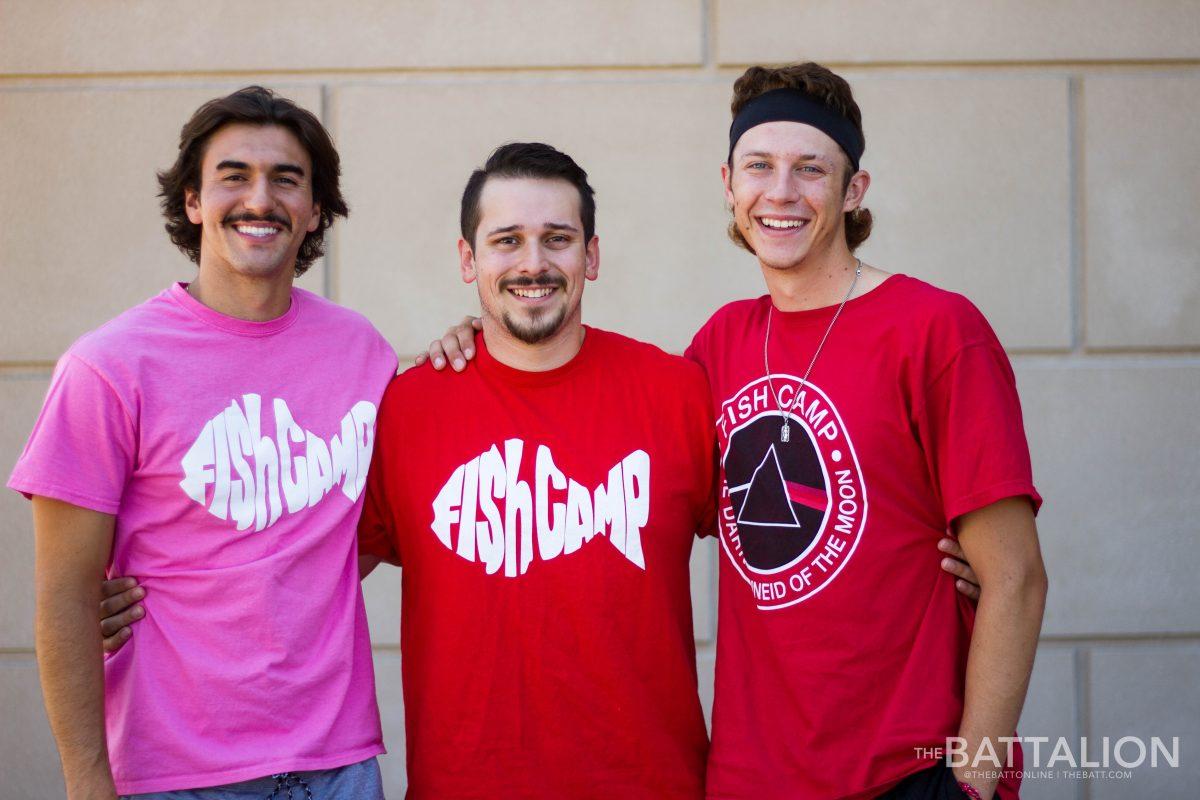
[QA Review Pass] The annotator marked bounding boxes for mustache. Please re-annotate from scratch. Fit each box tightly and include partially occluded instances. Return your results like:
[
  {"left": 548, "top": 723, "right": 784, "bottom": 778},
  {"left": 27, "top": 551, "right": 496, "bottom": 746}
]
[
  {"left": 499, "top": 275, "right": 567, "bottom": 291},
  {"left": 222, "top": 212, "right": 291, "bottom": 231}
]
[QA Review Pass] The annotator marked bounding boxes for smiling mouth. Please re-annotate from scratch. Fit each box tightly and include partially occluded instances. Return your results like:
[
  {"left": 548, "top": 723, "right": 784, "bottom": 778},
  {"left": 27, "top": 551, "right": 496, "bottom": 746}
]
[
  {"left": 509, "top": 286, "right": 557, "bottom": 299},
  {"left": 233, "top": 224, "right": 282, "bottom": 238},
  {"left": 757, "top": 216, "right": 809, "bottom": 232}
]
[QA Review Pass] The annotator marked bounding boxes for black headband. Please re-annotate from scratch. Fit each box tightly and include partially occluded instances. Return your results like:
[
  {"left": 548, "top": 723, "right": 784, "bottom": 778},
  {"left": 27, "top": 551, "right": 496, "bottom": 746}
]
[{"left": 728, "top": 88, "right": 865, "bottom": 172}]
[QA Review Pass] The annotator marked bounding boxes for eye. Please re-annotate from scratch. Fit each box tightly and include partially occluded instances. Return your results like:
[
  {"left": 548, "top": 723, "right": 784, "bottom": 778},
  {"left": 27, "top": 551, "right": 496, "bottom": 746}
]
[
  {"left": 746, "top": 161, "right": 769, "bottom": 171},
  {"left": 494, "top": 236, "right": 518, "bottom": 246},
  {"left": 275, "top": 176, "right": 299, "bottom": 186},
  {"left": 799, "top": 164, "right": 824, "bottom": 175},
  {"left": 223, "top": 173, "right": 247, "bottom": 182}
]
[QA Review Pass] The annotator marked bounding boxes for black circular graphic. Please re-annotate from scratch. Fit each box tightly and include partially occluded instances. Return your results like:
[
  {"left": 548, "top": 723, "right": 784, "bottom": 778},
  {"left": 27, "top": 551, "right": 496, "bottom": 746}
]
[{"left": 725, "top": 414, "right": 828, "bottom": 571}]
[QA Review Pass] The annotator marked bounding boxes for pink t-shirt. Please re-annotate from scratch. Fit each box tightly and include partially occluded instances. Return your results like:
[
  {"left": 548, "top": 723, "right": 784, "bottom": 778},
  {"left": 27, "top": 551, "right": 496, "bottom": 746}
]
[{"left": 9, "top": 283, "right": 397, "bottom": 795}]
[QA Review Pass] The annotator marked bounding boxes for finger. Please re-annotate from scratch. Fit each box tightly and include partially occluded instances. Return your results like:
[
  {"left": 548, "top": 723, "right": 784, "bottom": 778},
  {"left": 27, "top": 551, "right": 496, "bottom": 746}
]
[
  {"left": 940, "top": 557, "right": 975, "bottom": 582},
  {"left": 937, "top": 537, "right": 966, "bottom": 560},
  {"left": 100, "top": 604, "right": 144, "bottom": 637},
  {"left": 440, "top": 332, "right": 466, "bottom": 372},
  {"left": 413, "top": 352, "right": 428, "bottom": 366},
  {"left": 101, "top": 577, "right": 138, "bottom": 598},
  {"left": 454, "top": 323, "right": 476, "bottom": 360},
  {"left": 99, "top": 585, "right": 145, "bottom": 618},
  {"left": 471, "top": 317, "right": 483, "bottom": 330},
  {"left": 427, "top": 340, "right": 449, "bottom": 371},
  {"left": 102, "top": 626, "right": 133, "bottom": 653},
  {"left": 956, "top": 579, "right": 981, "bottom": 602}
]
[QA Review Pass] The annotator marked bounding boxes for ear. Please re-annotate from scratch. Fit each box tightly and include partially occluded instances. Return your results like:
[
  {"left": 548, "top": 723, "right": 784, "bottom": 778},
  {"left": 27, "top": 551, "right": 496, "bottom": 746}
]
[
  {"left": 184, "top": 186, "right": 203, "bottom": 225},
  {"left": 584, "top": 235, "right": 600, "bottom": 281},
  {"left": 720, "top": 161, "right": 735, "bottom": 209},
  {"left": 842, "top": 169, "right": 871, "bottom": 213},
  {"left": 458, "top": 239, "right": 477, "bottom": 284},
  {"left": 306, "top": 201, "right": 321, "bottom": 233}
]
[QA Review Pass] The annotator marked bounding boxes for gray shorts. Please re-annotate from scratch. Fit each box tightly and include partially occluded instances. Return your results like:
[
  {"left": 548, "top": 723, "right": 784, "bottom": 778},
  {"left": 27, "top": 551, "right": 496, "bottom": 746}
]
[{"left": 121, "top": 757, "right": 384, "bottom": 800}]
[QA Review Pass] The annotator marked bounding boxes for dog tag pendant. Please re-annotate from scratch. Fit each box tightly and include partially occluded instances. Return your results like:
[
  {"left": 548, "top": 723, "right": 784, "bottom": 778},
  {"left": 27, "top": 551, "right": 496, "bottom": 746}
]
[{"left": 781, "top": 422, "right": 790, "bottom": 443}]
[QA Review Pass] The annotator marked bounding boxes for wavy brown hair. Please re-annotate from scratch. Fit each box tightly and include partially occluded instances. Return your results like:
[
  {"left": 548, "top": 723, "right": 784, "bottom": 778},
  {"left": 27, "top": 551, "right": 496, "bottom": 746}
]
[
  {"left": 727, "top": 63, "right": 872, "bottom": 253},
  {"left": 157, "top": 86, "right": 348, "bottom": 276}
]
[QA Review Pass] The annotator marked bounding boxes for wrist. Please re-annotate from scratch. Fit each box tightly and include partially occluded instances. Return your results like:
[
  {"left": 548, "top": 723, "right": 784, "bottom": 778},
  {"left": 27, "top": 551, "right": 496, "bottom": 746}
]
[
  {"left": 64, "top": 764, "right": 117, "bottom": 800},
  {"left": 951, "top": 765, "right": 991, "bottom": 800}
]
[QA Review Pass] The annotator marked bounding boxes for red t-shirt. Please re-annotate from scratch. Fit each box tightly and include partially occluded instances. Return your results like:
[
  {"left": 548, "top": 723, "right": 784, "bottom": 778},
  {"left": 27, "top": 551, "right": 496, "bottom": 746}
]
[
  {"left": 686, "top": 275, "right": 1040, "bottom": 800},
  {"left": 359, "top": 327, "right": 714, "bottom": 799}
]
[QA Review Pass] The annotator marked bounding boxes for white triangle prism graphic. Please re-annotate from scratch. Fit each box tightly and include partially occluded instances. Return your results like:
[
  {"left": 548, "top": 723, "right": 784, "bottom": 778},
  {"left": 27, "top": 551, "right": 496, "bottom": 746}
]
[{"left": 732, "top": 444, "right": 802, "bottom": 529}]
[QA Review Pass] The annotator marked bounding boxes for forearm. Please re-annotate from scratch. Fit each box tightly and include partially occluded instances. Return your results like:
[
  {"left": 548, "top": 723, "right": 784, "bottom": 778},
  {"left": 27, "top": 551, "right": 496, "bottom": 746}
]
[
  {"left": 36, "top": 588, "right": 117, "bottom": 799},
  {"left": 32, "top": 497, "right": 118, "bottom": 800},
  {"left": 955, "top": 574, "right": 1046, "bottom": 798}
]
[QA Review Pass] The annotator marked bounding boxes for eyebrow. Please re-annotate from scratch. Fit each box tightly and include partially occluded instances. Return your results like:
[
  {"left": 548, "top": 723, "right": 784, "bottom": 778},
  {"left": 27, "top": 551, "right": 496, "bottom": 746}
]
[
  {"left": 740, "top": 151, "right": 823, "bottom": 162},
  {"left": 485, "top": 222, "right": 580, "bottom": 237},
  {"left": 214, "top": 160, "right": 306, "bottom": 177}
]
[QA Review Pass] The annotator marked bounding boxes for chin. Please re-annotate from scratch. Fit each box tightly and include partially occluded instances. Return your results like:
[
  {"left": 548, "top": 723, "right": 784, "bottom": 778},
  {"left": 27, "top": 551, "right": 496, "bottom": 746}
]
[{"left": 501, "top": 306, "right": 570, "bottom": 345}]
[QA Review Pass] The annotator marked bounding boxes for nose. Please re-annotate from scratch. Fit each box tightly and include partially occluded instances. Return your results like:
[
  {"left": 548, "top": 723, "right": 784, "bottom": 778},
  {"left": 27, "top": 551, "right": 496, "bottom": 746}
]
[
  {"left": 515, "top": 240, "right": 553, "bottom": 275},
  {"left": 242, "top": 175, "right": 276, "bottom": 216},
  {"left": 764, "top": 168, "right": 800, "bottom": 204}
]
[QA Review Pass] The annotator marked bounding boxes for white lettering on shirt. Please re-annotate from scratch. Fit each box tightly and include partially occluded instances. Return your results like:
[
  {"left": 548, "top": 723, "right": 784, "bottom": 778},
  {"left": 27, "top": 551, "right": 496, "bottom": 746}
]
[
  {"left": 431, "top": 439, "right": 651, "bottom": 576},
  {"left": 179, "top": 395, "right": 377, "bottom": 531}
]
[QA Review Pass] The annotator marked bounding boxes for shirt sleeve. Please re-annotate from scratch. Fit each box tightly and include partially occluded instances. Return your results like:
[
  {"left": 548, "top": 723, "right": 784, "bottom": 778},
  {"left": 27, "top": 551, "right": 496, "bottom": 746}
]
[
  {"left": 7, "top": 354, "right": 137, "bottom": 514},
  {"left": 356, "top": 392, "right": 402, "bottom": 566},
  {"left": 679, "top": 360, "right": 719, "bottom": 538},
  {"left": 915, "top": 340, "right": 1042, "bottom": 524}
]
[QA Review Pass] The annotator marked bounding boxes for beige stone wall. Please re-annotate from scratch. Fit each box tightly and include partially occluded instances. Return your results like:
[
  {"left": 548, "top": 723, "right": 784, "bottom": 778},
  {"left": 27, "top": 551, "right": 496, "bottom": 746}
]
[{"left": 3, "top": 3, "right": 1198, "bottom": 797}]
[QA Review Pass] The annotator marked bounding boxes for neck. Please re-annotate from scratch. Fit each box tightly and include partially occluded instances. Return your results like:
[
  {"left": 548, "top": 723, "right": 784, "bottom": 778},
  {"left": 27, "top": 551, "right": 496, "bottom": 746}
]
[
  {"left": 760, "top": 241, "right": 860, "bottom": 312},
  {"left": 188, "top": 262, "right": 295, "bottom": 321},
  {"left": 481, "top": 314, "right": 586, "bottom": 372}
]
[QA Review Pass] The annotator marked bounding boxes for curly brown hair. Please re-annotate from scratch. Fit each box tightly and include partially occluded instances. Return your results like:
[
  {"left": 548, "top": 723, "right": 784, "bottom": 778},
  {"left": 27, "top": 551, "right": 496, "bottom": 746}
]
[
  {"left": 727, "top": 63, "right": 872, "bottom": 253},
  {"left": 156, "top": 86, "right": 348, "bottom": 276}
]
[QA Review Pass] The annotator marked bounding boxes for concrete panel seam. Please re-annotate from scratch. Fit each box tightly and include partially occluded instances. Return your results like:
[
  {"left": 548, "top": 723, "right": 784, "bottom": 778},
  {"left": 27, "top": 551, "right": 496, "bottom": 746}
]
[
  {"left": 1009, "top": 354, "right": 1200, "bottom": 369},
  {"left": 1069, "top": 74, "right": 1085, "bottom": 354},
  {"left": 1074, "top": 647, "right": 1091, "bottom": 800},
  {"left": 701, "top": 0, "right": 717, "bottom": 73},
  {"left": 0, "top": 63, "right": 710, "bottom": 83},
  {"left": 320, "top": 82, "right": 336, "bottom": 302},
  {"left": 0, "top": 367, "right": 55, "bottom": 377},
  {"left": 713, "top": 59, "right": 1200, "bottom": 71}
]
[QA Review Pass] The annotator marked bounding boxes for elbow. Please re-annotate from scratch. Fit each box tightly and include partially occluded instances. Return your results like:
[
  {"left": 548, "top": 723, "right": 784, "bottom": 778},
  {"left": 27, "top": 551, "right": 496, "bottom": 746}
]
[{"left": 982, "top": 557, "right": 1048, "bottom": 617}]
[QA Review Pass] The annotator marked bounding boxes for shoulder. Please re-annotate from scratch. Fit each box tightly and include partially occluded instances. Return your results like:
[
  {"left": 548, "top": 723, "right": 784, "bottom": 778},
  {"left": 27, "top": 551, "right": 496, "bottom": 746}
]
[
  {"left": 589, "top": 328, "right": 708, "bottom": 388},
  {"left": 695, "top": 297, "right": 763, "bottom": 338},
  {"left": 377, "top": 359, "right": 460, "bottom": 416},
  {"left": 880, "top": 275, "right": 998, "bottom": 345},
  {"left": 64, "top": 291, "right": 178, "bottom": 372},
  {"left": 295, "top": 288, "right": 386, "bottom": 338}
]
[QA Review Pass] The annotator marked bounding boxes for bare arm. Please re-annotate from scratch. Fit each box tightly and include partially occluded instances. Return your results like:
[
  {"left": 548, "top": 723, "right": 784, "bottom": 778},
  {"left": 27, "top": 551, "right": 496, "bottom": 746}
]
[
  {"left": 33, "top": 496, "right": 119, "bottom": 800},
  {"left": 952, "top": 497, "right": 1048, "bottom": 799}
]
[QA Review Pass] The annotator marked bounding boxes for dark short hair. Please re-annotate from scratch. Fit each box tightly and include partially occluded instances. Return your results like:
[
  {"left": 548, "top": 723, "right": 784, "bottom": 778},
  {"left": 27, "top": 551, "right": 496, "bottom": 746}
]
[
  {"left": 728, "top": 63, "right": 872, "bottom": 253},
  {"left": 156, "top": 86, "right": 348, "bottom": 276},
  {"left": 460, "top": 143, "right": 596, "bottom": 247}
]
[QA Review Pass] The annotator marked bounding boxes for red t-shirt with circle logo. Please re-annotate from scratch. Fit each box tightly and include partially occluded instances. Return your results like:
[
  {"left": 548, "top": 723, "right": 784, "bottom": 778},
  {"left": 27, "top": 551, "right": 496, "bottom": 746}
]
[
  {"left": 358, "top": 327, "right": 715, "bottom": 799},
  {"left": 686, "top": 275, "right": 1040, "bottom": 800}
]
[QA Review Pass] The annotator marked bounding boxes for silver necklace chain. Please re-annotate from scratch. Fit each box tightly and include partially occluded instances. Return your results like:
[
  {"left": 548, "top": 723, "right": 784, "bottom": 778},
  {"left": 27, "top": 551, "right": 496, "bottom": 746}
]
[{"left": 764, "top": 259, "right": 862, "bottom": 443}]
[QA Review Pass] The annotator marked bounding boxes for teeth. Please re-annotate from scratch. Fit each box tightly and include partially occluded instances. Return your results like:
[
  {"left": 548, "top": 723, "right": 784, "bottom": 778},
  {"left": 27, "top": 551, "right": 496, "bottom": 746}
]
[
  {"left": 759, "top": 218, "right": 805, "bottom": 229},
  {"left": 235, "top": 225, "right": 277, "bottom": 237},
  {"left": 511, "top": 287, "right": 554, "bottom": 298}
]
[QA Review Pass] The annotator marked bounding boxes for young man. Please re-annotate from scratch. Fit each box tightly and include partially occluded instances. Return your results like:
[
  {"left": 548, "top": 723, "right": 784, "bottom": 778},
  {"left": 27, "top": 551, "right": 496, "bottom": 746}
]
[
  {"left": 425, "top": 64, "right": 1047, "bottom": 800},
  {"left": 356, "top": 142, "right": 716, "bottom": 798},
  {"left": 688, "top": 64, "right": 1048, "bottom": 800},
  {"left": 10, "top": 87, "right": 395, "bottom": 799},
  {"left": 95, "top": 134, "right": 985, "bottom": 797}
]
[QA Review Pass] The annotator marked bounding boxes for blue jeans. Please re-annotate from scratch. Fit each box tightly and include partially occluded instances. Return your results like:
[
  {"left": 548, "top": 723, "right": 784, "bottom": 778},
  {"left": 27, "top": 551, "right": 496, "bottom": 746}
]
[{"left": 122, "top": 757, "right": 384, "bottom": 800}]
